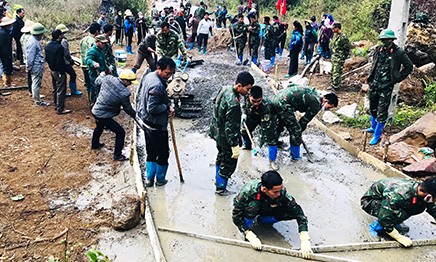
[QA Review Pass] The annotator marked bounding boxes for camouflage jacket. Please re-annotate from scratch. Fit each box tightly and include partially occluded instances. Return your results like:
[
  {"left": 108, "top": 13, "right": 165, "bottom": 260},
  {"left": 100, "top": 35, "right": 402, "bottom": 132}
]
[
  {"left": 208, "top": 86, "right": 241, "bottom": 148},
  {"left": 232, "top": 179, "right": 309, "bottom": 233},
  {"left": 233, "top": 22, "right": 247, "bottom": 43},
  {"left": 85, "top": 45, "right": 107, "bottom": 81},
  {"left": 156, "top": 29, "right": 187, "bottom": 59},
  {"left": 243, "top": 97, "right": 277, "bottom": 146},
  {"left": 362, "top": 178, "right": 436, "bottom": 232},
  {"left": 264, "top": 24, "right": 277, "bottom": 46},
  {"left": 272, "top": 84, "right": 322, "bottom": 131},
  {"left": 248, "top": 21, "right": 260, "bottom": 45},
  {"left": 103, "top": 36, "right": 117, "bottom": 77},
  {"left": 330, "top": 32, "right": 350, "bottom": 61},
  {"left": 196, "top": 7, "right": 206, "bottom": 20}
]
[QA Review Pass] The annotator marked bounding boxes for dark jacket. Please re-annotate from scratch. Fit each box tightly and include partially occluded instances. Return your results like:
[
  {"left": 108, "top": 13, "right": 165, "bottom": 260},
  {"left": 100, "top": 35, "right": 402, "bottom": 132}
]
[
  {"left": 44, "top": 40, "right": 66, "bottom": 73},
  {"left": 367, "top": 44, "right": 413, "bottom": 87},
  {"left": 319, "top": 26, "right": 333, "bottom": 43},
  {"left": 12, "top": 16, "right": 24, "bottom": 40},
  {"left": 92, "top": 75, "right": 136, "bottom": 119},
  {"left": 138, "top": 34, "right": 156, "bottom": 55},
  {"left": 136, "top": 71, "right": 170, "bottom": 131},
  {"left": 0, "top": 27, "right": 13, "bottom": 75},
  {"left": 114, "top": 14, "right": 123, "bottom": 30}
]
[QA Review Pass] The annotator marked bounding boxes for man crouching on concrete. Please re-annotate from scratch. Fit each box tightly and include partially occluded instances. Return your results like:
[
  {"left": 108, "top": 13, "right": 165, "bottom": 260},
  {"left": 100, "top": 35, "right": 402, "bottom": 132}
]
[{"left": 232, "top": 171, "right": 313, "bottom": 259}]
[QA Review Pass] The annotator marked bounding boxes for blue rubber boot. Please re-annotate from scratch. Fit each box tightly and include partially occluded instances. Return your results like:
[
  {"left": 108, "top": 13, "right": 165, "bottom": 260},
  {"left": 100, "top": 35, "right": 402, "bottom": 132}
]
[
  {"left": 270, "top": 56, "right": 275, "bottom": 66},
  {"left": 300, "top": 51, "right": 305, "bottom": 59},
  {"left": 156, "top": 164, "right": 169, "bottom": 186},
  {"left": 215, "top": 173, "right": 228, "bottom": 190},
  {"left": 252, "top": 57, "right": 257, "bottom": 65},
  {"left": 236, "top": 56, "right": 243, "bottom": 65},
  {"left": 126, "top": 46, "right": 130, "bottom": 54},
  {"left": 369, "top": 220, "right": 384, "bottom": 237},
  {"left": 275, "top": 47, "right": 280, "bottom": 53},
  {"left": 244, "top": 217, "right": 255, "bottom": 229},
  {"left": 363, "top": 115, "right": 377, "bottom": 133},
  {"left": 279, "top": 48, "right": 283, "bottom": 56},
  {"left": 258, "top": 216, "right": 279, "bottom": 224},
  {"left": 69, "top": 82, "right": 82, "bottom": 95},
  {"left": 145, "top": 161, "right": 157, "bottom": 187},
  {"left": 203, "top": 46, "right": 208, "bottom": 55},
  {"left": 369, "top": 123, "right": 385, "bottom": 145},
  {"left": 268, "top": 146, "right": 278, "bottom": 161},
  {"left": 290, "top": 145, "right": 300, "bottom": 160},
  {"left": 189, "top": 42, "right": 194, "bottom": 50},
  {"left": 198, "top": 46, "right": 202, "bottom": 54}
]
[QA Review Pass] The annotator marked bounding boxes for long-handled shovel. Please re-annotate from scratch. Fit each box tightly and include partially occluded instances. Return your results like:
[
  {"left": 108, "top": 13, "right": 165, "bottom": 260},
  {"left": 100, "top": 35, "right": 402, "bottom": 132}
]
[
  {"left": 243, "top": 122, "right": 265, "bottom": 172},
  {"left": 302, "top": 140, "right": 314, "bottom": 163},
  {"left": 170, "top": 117, "right": 185, "bottom": 183}
]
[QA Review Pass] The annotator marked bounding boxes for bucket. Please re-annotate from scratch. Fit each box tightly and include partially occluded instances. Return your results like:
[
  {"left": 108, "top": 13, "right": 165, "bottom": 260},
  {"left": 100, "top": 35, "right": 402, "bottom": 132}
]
[
  {"left": 115, "top": 49, "right": 125, "bottom": 58},
  {"left": 117, "top": 54, "right": 127, "bottom": 67},
  {"left": 261, "top": 59, "right": 271, "bottom": 72}
]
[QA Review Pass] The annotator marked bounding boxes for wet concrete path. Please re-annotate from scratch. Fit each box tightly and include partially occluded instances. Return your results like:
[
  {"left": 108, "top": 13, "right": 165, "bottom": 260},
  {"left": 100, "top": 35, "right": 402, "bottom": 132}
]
[{"left": 138, "top": 53, "right": 436, "bottom": 261}]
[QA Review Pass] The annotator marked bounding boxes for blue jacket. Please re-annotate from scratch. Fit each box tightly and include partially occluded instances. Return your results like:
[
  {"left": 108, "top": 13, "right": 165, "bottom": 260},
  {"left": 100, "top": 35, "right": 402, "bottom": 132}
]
[
  {"left": 304, "top": 28, "right": 317, "bottom": 44},
  {"left": 289, "top": 30, "right": 303, "bottom": 51}
]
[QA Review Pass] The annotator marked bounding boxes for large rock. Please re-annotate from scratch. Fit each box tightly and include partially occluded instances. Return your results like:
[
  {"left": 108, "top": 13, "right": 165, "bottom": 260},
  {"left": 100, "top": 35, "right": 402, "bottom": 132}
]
[
  {"left": 417, "top": 62, "right": 436, "bottom": 74},
  {"left": 336, "top": 103, "right": 359, "bottom": 118},
  {"left": 406, "top": 22, "right": 436, "bottom": 67},
  {"left": 389, "top": 113, "right": 436, "bottom": 148},
  {"left": 343, "top": 56, "right": 368, "bottom": 72},
  {"left": 402, "top": 158, "right": 436, "bottom": 176},
  {"left": 387, "top": 142, "right": 421, "bottom": 164},
  {"left": 112, "top": 194, "right": 141, "bottom": 230}
]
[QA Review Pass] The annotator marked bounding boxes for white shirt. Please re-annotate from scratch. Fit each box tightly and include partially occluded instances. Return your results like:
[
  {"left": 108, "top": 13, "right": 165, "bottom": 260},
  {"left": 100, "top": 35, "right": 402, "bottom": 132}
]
[{"left": 198, "top": 18, "right": 213, "bottom": 35}]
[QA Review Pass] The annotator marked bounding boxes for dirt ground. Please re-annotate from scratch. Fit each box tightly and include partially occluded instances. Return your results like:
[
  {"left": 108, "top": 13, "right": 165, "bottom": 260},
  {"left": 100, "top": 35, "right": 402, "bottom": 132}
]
[{"left": 0, "top": 32, "right": 144, "bottom": 261}]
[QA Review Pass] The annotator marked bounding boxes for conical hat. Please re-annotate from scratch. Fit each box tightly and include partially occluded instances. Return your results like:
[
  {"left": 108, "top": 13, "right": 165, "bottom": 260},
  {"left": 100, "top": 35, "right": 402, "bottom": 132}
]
[
  {"left": 21, "top": 19, "right": 35, "bottom": 33},
  {"left": 125, "top": 9, "right": 133, "bottom": 17},
  {"left": 0, "top": 16, "right": 16, "bottom": 27}
]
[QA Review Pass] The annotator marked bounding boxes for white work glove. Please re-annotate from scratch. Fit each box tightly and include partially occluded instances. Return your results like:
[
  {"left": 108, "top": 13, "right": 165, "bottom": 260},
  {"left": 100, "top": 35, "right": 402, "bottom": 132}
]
[
  {"left": 231, "top": 146, "right": 240, "bottom": 159},
  {"left": 245, "top": 231, "right": 262, "bottom": 250},
  {"left": 241, "top": 113, "right": 247, "bottom": 125},
  {"left": 387, "top": 228, "right": 413, "bottom": 247},
  {"left": 186, "top": 57, "right": 191, "bottom": 63},
  {"left": 299, "top": 231, "right": 313, "bottom": 259}
]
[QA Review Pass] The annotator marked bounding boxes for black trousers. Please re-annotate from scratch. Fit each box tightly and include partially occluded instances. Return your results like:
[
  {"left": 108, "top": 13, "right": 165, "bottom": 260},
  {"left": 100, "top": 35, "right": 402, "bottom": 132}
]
[
  {"left": 144, "top": 128, "right": 170, "bottom": 166},
  {"left": 27, "top": 71, "right": 32, "bottom": 93},
  {"left": 92, "top": 117, "right": 126, "bottom": 157},
  {"left": 14, "top": 36, "right": 23, "bottom": 63},
  {"left": 65, "top": 64, "right": 76, "bottom": 83},
  {"left": 198, "top": 33, "right": 208, "bottom": 48},
  {"left": 288, "top": 49, "right": 300, "bottom": 75}
]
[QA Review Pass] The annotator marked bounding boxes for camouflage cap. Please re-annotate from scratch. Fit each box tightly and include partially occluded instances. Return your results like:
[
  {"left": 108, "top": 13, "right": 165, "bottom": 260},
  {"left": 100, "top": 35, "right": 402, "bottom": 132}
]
[{"left": 95, "top": 34, "right": 108, "bottom": 43}]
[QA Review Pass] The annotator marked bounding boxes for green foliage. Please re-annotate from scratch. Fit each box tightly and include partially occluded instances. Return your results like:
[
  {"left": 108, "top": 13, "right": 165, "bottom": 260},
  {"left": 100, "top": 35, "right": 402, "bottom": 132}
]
[
  {"left": 352, "top": 46, "right": 370, "bottom": 57},
  {"left": 393, "top": 103, "right": 429, "bottom": 129},
  {"left": 341, "top": 114, "right": 370, "bottom": 128},
  {"left": 10, "top": 0, "right": 100, "bottom": 30},
  {"left": 423, "top": 80, "right": 436, "bottom": 106},
  {"left": 85, "top": 246, "right": 109, "bottom": 262},
  {"left": 112, "top": 0, "right": 148, "bottom": 16}
]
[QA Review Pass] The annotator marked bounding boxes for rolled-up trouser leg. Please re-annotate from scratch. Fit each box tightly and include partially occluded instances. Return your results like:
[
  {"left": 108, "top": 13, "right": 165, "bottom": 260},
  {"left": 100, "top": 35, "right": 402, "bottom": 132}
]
[{"left": 215, "top": 144, "right": 238, "bottom": 179}]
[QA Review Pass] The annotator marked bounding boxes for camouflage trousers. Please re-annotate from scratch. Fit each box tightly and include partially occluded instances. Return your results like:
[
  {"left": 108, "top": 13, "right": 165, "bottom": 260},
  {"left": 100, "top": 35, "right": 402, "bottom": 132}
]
[
  {"left": 241, "top": 115, "right": 278, "bottom": 147},
  {"left": 235, "top": 39, "right": 246, "bottom": 57},
  {"left": 215, "top": 144, "right": 238, "bottom": 179},
  {"left": 264, "top": 43, "right": 275, "bottom": 60},
  {"left": 368, "top": 86, "right": 393, "bottom": 124},
  {"left": 275, "top": 104, "right": 302, "bottom": 146},
  {"left": 331, "top": 58, "right": 345, "bottom": 89},
  {"left": 249, "top": 41, "right": 260, "bottom": 59}
]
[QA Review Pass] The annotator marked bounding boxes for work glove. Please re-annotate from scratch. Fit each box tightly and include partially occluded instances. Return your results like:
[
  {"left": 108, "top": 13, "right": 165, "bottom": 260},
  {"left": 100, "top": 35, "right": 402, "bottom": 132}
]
[
  {"left": 253, "top": 145, "right": 260, "bottom": 156},
  {"left": 387, "top": 228, "right": 413, "bottom": 247},
  {"left": 241, "top": 113, "right": 247, "bottom": 125},
  {"left": 231, "top": 146, "right": 240, "bottom": 159},
  {"left": 245, "top": 231, "right": 262, "bottom": 250},
  {"left": 186, "top": 57, "right": 191, "bottom": 63},
  {"left": 299, "top": 231, "right": 313, "bottom": 259}
]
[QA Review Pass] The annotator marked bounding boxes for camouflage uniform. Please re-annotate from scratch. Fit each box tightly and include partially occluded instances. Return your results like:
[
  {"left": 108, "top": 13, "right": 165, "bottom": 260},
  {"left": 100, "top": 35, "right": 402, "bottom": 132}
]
[
  {"left": 367, "top": 44, "right": 413, "bottom": 124},
  {"left": 361, "top": 178, "right": 436, "bottom": 233},
  {"left": 208, "top": 86, "right": 241, "bottom": 179},
  {"left": 233, "top": 179, "right": 309, "bottom": 233},
  {"left": 242, "top": 97, "right": 278, "bottom": 147},
  {"left": 103, "top": 36, "right": 118, "bottom": 77},
  {"left": 272, "top": 84, "right": 321, "bottom": 146},
  {"left": 248, "top": 21, "right": 260, "bottom": 59},
  {"left": 264, "top": 24, "right": 277, "bottom": 60},
  {"left": 233, "top": 21, "right": 247, "bottom": 57},
  {"left": 196, "top": 6, "right": 206, "bottom": 20},
  {"left": 330, "top": 32, "right": 350, "bottom": 89},
  {"left": 156, "top": 29, "right": 187, "bottom": 59}
]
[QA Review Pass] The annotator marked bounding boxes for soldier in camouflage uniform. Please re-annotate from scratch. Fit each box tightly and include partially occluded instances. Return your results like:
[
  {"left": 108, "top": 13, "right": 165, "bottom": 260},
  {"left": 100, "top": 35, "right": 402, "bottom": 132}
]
[
  {"left": 365, "top": 29, "right": 413, "bottom": 145},
  {"left": 156, "top": 22, "right": 188, "bottom": 60},
  {"left": 272, "top": 84, "right": 338, "bottom": 159},
  {"left": 241, "top": 86, "right": 279, "bottom": 170},
  {"left": 195, "top": 2, "right": 206, "bottom": 20},
  {"left": 233, "top": 14, "right": 247, "bottom": 65},
  {"left": 209, "top": 72, "right": 255, "bottom": 196},
  {"left": 263, "top": 16, "right": 276, "bottom": 65},
  {"left": 247, "top": 14, "right": 260, "bottom": 65},
  {"left": 102, "top": 24, "right": 118, "bottom": 77},
  {"left": 330, "top": 22, "right": 350, "bottom": 90},
  {"left": 361, "top": 177, "right": 436, "bottom": 247},
  {"left": 232, "top": 171, "right": 313, "bottom": 258}
]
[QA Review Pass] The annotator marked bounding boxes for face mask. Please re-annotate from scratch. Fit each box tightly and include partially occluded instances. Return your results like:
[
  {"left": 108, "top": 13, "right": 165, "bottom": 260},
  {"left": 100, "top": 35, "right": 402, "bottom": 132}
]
[
  {"left": 6, "top": 6, "right": 10, "bottom": 10},
  {"left": 381, "top": 41, "right": 392, "bottom": 48},
  {"left": 424, "top": 194, "right": 433, "bottom": 203}
]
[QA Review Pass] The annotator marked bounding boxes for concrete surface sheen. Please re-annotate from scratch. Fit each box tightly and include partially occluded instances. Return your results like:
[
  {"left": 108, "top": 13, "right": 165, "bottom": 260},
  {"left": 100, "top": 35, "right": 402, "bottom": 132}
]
[{"left": 139, "top": 54, "right": 436, "bottom": 261}]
